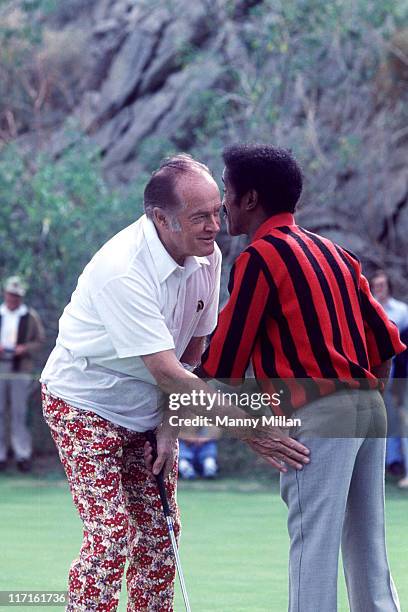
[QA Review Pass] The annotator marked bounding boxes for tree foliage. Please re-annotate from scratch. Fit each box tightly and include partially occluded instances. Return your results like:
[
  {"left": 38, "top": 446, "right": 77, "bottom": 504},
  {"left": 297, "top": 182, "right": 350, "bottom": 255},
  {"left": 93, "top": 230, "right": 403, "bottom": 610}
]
[
  {"left": 0, "top": 135, "right": 145, "bottom": 341},
  {"left": 188, "top": 0, "right": 408, "bottom": 213},
  {"left": 1, "top": 0, "right": 408, "bottom": 341},
  {"left": 0, "top": 0, "right": 88, "bottom": 141}
]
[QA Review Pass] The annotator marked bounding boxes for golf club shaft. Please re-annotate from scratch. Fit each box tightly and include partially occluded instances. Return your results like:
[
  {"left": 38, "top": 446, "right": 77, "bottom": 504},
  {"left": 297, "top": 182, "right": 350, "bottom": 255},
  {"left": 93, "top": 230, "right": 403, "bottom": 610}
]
[
  {"left": 166, "top": 516, "right": 192, "bottom": 612},
  {"left": 146, "top": 430, "right": 192, "bottom": 612}
]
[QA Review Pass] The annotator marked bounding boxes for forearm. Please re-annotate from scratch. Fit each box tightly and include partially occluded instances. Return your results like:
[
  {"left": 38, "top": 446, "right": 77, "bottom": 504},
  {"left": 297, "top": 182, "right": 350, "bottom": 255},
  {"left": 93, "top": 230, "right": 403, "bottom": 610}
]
[
  {"left": 147, "top": 356, "right": 253, "bottom": 440},
  {"left": 169, "top": 374, "right": 254, "bottom": 439},
  {"left": 143, "top": 350, "right": 310, "bottom": 474},
  {"left": 23, "top": 340, "right": 43, "bottom": 354}
]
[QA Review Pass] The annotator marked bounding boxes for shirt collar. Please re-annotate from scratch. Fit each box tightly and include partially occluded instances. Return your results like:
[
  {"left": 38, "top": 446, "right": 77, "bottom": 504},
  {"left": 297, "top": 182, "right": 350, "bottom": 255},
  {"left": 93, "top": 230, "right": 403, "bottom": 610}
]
[
  {"left": 142, "top": 215, "right": 210, "bottom": 283},
  {"left": 251, "top": 213, "right": 296, "bottom": 243},
  {"left": 0, "top": 303, "right": 28, "bottom": 317}
]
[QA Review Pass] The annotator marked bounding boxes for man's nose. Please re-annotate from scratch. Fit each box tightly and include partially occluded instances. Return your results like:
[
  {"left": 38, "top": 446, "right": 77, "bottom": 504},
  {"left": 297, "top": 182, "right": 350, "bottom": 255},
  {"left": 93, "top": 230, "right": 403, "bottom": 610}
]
[{"left": 205, "top": 214, "right": 220, "bottom": 232}]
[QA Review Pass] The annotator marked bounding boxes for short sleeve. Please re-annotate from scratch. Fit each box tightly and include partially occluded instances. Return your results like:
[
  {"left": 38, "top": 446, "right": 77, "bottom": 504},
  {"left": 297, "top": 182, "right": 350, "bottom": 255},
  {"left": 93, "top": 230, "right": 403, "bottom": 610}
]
[
  {"left": 359, "top": 274, "right": 407, "bottom": 367},
  {"left": 193, "top": 245, "right": 222, "bottom": 337},
  {"left": 95, "top": 275, "right": 175, "bottom": 358}
]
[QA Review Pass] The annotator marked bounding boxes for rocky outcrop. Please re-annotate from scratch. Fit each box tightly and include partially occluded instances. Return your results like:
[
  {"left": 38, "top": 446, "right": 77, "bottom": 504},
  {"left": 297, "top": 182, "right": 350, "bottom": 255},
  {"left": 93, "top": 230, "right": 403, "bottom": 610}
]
[{"left": 12, "top": 1, "right": 408, "bottom": 289}]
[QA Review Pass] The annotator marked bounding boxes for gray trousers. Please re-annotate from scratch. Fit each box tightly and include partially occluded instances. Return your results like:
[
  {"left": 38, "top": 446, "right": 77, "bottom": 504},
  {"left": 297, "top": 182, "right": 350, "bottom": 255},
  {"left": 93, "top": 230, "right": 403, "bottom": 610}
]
[
  {"left": 280, "top": 390, "right": 401, "bottom": 612},
  {"left": 0, "top": 374, "right": 33, "bottom": 461}
]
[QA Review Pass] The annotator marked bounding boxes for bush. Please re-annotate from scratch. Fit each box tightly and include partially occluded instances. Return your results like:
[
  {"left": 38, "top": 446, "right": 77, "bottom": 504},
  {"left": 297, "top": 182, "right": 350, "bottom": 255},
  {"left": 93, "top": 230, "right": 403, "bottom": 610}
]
[{"left": 0, "top": 133, "right": 145, "bottom": 348}]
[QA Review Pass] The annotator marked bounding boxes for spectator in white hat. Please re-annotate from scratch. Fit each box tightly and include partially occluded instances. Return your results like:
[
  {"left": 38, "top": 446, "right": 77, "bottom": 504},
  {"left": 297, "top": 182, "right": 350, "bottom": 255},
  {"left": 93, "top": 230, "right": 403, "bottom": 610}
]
[{"left": 0, "top": 276, "right": 45, "bottom": 472}]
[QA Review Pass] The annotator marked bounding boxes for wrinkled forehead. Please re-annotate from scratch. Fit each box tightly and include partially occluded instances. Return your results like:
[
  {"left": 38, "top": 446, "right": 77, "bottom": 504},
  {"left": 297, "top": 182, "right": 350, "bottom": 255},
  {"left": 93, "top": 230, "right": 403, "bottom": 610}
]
[{"left": 177, "top": 166, "right": 215, "bottom": 188}]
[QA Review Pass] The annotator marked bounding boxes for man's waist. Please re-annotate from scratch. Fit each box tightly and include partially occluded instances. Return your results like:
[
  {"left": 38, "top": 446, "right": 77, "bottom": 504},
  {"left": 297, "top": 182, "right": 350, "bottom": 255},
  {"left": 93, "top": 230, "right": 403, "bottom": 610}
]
[{"left": 262, "top": 378, "right": 381, "bottom": 417}]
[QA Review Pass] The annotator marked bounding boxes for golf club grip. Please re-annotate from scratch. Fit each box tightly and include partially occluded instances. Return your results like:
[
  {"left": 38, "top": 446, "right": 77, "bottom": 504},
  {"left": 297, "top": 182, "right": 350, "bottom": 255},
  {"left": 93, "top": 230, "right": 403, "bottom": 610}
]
[{"left": 145, "top": 430, "right": 172, "bottom": 517}]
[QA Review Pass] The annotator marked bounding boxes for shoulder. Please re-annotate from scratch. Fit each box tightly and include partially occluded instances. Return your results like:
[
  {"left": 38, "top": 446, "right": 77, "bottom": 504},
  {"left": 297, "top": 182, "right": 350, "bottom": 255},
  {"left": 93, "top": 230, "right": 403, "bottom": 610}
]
[
  {"left": 230, "top": 246, "right": 270, "bottom": 281},
  {"left": 97, "top": 219, "right": 146, "bottom": 272},
  {"left": 303, "top": 230, "right": 362, "bottom": 267},
  {"left": 336, "top": 245, "right": 361, "bottom": 265},
  {"left": 246, "top": 229, "right": 299, "bottom": 261},
  {"left": 26, "top": 307, "right": 43, "bottom": 325},
  {"left": 89, "top": 219, "right": 156, "bottom": 290}
]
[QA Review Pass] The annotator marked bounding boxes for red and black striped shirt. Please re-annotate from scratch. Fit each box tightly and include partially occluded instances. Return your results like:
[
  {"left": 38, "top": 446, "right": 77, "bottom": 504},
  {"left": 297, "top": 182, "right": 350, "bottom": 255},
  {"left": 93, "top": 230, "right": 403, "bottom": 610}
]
[{"left": 200, "top": 213, "right": 406, "bottom": 415}]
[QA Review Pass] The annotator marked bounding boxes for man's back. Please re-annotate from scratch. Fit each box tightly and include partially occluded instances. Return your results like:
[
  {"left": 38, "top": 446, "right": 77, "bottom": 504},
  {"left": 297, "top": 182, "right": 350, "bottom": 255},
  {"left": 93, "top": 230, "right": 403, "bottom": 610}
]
[
  {"left": 215, "top": 142, "right": 404, "bottom": 612},
  {"left": 201, "top": 214, "right": 403, "bottom": 413}
]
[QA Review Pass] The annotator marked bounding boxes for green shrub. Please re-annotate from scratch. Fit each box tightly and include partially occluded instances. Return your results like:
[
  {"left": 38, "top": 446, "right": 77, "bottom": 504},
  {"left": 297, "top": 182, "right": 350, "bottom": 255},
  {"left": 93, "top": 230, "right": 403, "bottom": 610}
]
[{"left": 0, "top": 134, "right": 144, "bottom": 346}]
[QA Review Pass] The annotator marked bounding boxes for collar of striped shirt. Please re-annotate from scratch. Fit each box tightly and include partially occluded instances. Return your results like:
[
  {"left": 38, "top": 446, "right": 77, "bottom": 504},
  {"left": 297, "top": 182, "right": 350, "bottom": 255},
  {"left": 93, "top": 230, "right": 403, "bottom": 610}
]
[{"left": 252, "top": 213, "right": 295, "bottom": 242}]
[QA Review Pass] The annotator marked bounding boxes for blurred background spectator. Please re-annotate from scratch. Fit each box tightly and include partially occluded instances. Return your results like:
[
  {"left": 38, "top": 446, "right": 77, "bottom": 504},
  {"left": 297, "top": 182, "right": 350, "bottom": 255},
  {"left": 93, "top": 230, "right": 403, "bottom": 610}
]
[
  {"left": 0, "top": 276, "right": 45, "bottom": 472},
  {"left": 370, "top": 270, "right": 408, "bottom": 481},
  {"left": 179, "top": 425, "right": 221, "bottom": 480},
  {"left": 393, "top": 327, "right": 408, "bottom": 489}
]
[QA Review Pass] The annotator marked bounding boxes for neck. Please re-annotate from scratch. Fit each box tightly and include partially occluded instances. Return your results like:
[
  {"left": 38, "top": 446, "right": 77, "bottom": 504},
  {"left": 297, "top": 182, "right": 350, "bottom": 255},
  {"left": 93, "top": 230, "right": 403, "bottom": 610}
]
[
  {"left": 154, "top": 223, "right": 185, "bottom": 266},
  {"left": 247, "top": 212, "right": 270, "bottom": 241},
  {"left": 165, "top": 244, "right": 185, "bottom": 266}
]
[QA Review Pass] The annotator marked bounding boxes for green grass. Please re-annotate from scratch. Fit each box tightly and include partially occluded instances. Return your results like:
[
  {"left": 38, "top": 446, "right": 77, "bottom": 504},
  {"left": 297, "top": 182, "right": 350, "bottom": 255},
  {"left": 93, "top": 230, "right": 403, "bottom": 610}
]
[{"left": 0, "top": 474, "right": 407, "bottom": 611}]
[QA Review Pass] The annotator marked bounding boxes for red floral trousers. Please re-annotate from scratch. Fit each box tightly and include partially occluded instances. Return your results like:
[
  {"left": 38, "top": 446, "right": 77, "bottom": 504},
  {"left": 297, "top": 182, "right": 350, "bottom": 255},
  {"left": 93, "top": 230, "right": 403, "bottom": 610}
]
[{"left": 42, "top": 386, "right": 180, "bottom": 612}]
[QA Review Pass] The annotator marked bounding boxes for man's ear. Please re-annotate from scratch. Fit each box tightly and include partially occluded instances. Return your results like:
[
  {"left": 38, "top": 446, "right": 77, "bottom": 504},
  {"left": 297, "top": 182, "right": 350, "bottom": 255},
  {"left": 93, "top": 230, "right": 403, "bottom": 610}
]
[
  {"left": 152, "top": 207, "right": 169, "bottom": 229},
  {"left": 245, "top": 189, "right": 259, "bottom": 211}
]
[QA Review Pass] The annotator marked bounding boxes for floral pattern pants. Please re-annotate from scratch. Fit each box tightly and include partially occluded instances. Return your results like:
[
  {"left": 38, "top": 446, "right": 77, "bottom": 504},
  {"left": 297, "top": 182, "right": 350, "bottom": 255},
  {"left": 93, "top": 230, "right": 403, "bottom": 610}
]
[{"left": 42, "top": 386, "right": 180, "bottom": 612}]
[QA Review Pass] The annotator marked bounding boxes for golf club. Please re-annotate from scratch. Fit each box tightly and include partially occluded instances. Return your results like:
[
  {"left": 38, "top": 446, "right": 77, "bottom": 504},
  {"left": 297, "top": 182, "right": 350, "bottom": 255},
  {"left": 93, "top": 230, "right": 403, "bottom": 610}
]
[{"left": 145, "top": 430, "right": 192, "bottom": 612}]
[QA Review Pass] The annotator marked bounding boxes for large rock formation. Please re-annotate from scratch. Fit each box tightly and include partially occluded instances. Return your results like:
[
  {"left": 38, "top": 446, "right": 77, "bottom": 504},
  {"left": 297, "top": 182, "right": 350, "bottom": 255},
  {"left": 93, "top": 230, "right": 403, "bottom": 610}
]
[{"left": 10, "top": 0, "right": 408, "bottom": 293}]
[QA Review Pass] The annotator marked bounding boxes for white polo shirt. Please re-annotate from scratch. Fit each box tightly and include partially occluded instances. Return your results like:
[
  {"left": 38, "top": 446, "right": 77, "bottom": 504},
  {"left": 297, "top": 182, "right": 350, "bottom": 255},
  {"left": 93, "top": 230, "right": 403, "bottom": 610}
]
[
  {"left": 41, "top": 215, "right": 222, "bottom": 431},
  {"left": 0, "top": 303, "right": 28, "bottom": 350}
]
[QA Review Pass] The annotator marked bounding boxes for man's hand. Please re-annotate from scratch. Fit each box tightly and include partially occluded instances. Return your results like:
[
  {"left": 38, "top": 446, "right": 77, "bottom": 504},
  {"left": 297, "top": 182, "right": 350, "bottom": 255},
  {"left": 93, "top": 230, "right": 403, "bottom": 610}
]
[
  {"left": 244, "top": 426, "right": 310, "bottom": 473},
  {"left": 141, "top": 350, "right": 309, "bottom": 471},
  {"left": 144, "top": 425, "right": 178, "bottom": 480},
  {"left": 14, "top": 344, "right": 27, "bottom": 357},
  {"left": 372, "top": 359, "right": 392, "bottom": 395}
]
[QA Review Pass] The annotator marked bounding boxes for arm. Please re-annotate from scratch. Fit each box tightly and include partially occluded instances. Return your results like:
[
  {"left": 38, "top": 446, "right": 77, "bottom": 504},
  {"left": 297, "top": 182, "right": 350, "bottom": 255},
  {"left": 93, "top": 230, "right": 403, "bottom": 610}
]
[
  {"left": 359, "top": 273, "right": 406, "bottom": 367},
  {"left": 142, "top": 349, "right": 310, "bottom": 477},
  {"left": 15, "top": 310, "right": 46, "bottom": 357},
  {"left": 371, "top": 359, "right": 392, "bottom": 395},
  {"left": 151, "top": 336, "right": 207, "bottom": 477},
  {"left": 358, "top": 272, "right": 406, "bottom": 403}
]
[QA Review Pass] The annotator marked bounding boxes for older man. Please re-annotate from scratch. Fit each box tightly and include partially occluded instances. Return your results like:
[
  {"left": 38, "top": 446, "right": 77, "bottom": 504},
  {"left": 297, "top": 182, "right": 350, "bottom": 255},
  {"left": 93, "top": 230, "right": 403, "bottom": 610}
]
[
  {"left": 0, "top": 276, "right": 45, "bottom": 472},
  {"left": 41, "top": 154, "right": 309, "bottom": 612},
  {"left": 198, "top": 144, "right": 405, "bottom": 612}
]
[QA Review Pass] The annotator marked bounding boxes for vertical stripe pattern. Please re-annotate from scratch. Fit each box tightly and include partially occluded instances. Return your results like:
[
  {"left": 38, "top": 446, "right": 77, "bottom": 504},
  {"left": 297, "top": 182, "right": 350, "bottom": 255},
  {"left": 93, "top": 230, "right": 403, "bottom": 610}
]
[{"left": 201, "top": 218, "right": 405, "bottom": 413}]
